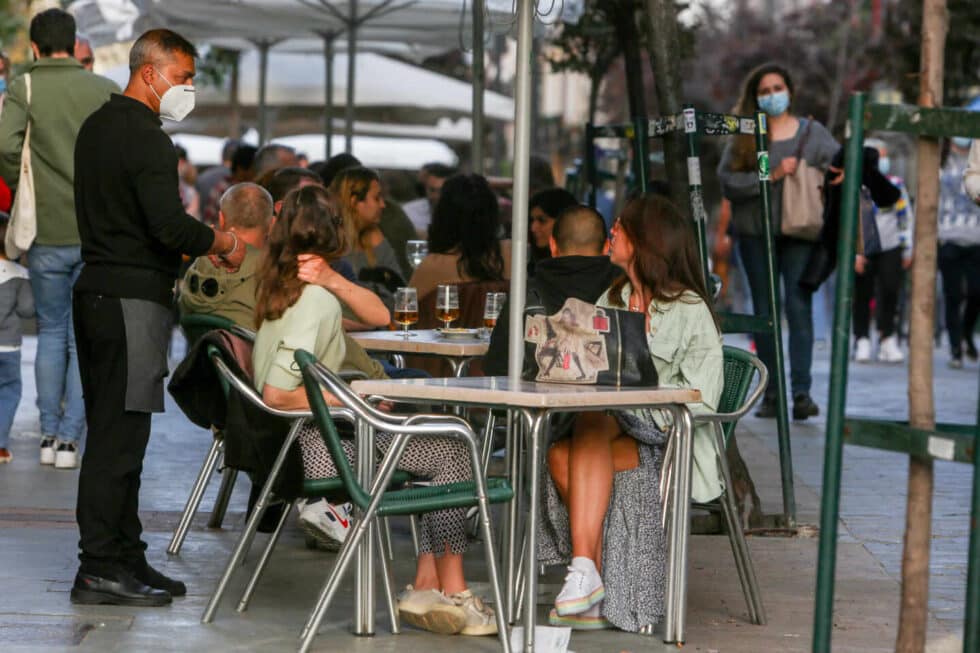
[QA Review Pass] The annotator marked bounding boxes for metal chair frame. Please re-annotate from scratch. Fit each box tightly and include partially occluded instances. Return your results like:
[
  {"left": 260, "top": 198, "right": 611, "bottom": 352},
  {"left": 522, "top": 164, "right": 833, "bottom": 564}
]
[
  {"left": 661, "top": 345, "right": 768, "bottom": 626},
  {"left": 168, "top": 321, "right": 256, "bottom": 556},
  {"left": 296, "top": 355, "right": 512, "bottom": 653}
]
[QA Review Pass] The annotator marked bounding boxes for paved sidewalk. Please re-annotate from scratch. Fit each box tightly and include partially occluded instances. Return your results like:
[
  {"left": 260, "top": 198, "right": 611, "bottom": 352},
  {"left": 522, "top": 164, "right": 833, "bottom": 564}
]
[{"left": 0, "top": 334, "right": 973, "bottom": 652}]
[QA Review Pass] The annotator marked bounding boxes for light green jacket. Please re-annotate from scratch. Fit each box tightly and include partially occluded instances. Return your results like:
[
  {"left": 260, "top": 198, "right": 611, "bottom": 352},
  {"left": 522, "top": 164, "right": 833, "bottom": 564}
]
[
  {"left": 598, "top": 284, "right": 724, "bottom": 503},
  {"left": 0, "top": 58, "right": 118, "bottom": 245}
]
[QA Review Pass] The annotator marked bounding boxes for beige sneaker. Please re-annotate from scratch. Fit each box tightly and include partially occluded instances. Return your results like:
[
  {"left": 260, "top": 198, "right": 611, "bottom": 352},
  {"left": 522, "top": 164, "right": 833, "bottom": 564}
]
[
  {"left": 397, "top": 585, "right": 465, "bottom": 635},
  {"left": 448, "top": 589, "right": 498, "bottom": 636}
]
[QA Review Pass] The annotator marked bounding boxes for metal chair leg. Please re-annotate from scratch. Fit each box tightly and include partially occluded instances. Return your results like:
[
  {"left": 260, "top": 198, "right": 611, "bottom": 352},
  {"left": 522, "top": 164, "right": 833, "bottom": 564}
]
[
  {"left": 381, "top": 517, "right": 395, "bottom": 562},
  {"left": 408, "top": 515, "right": 420, "bottom": 557},
  {"left": 714, "top": 427, "right": 766, "bottom": 625},
  {"left": 168, "top": 434, "right": 223, "bottom": 555},
  {"left": 207, "top": 465, "right": 238, "bottom": 529},
  {"left": 375, "top": 522, "right": 400, "bottom": 634},
  {"left": 236, "top": 501, "right": 295, "bottom": 613},
  {"left": 473, "top": 466, "right": 512, "bottom": 652},
  {"left": 202, "top": 420, "right": 303, "bottom": 624}
]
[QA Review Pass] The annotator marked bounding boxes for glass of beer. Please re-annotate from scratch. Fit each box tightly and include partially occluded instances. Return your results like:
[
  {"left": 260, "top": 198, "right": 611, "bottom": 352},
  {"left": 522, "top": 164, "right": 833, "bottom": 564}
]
[
  {"left": 482, "top": 291, "right": 506, "bottom": 337},
  {"left": 394, "top": 287, "right": 419, "bottom": 338},
  {"left": 435, "top": 284, "right": 460, "bottom": 329}
]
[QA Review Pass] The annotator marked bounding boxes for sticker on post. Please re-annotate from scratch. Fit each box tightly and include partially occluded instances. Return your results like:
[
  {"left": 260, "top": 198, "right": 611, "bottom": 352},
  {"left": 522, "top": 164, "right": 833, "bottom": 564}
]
[
  {"left": 927, "top": 436, "right": 955, "bottom": 461},
  {"left": 757, "top": 151, "right": 771, "bottom": 181},
  {"left": 758, "top": 113, "right": 767, "bottom": 134},
  {"left": 683, "top": 108, "right": 696, "bottom": 133},
  {"left": 687, "top": 157, "right": 702, "bottom": 186},
  {"left": 740, "top": 118, "right": 755, "bottom": 134}
]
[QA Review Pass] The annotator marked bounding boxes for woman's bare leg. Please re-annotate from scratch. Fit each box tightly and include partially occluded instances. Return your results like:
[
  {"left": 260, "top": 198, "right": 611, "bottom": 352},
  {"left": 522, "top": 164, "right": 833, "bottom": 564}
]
[
  {"left": 568, "top": 413, "right": 640, "bottom": 568},
  {"left": 413, "top": 546, "right": 467, "bottom": 595},
  {"left": 548, "top": 439, "right": 571, "bottom": 504},
  {"left": 413, "top": 553, "right": 440, "bottom": 590}
]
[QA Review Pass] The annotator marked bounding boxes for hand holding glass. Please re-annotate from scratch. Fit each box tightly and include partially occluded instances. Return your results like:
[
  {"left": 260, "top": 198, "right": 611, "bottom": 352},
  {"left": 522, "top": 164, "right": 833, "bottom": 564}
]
[
  {"left": 435, "top": 284, "right": 460, "bottom": 329},
  {"left": 394, "top": 287, "right": 419, "bottom": 338}
]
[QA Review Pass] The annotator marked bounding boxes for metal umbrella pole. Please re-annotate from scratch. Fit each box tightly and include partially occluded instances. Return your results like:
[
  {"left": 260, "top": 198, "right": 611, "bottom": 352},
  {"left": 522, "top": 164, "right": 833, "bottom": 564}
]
[
  {"left": 471, "top": 0, "right": 485, "bottom": 174},
  {"left": 344, "top": 0, "right": 358, "bottom": 153},
  {"left": 256, "top": 39, "right": 271, "bottom": 145},
  {"left": 321, "top": 32, "right": 336, "bottom": 158}
]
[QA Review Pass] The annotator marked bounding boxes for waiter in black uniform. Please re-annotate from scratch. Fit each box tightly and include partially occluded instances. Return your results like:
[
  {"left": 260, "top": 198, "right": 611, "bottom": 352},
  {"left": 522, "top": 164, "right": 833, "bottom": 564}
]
[{"left": 70, "top": 29, "right": 246, "bottom": 606}]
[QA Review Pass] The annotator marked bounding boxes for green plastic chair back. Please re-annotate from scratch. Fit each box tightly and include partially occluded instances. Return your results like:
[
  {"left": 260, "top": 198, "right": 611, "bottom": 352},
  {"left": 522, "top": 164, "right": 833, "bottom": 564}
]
[
  {"left": 181, "top": 313, "right": 236, "bottom": 347},
  {"left": 718, "top": 345, "right": 761, "bottom": 444}
]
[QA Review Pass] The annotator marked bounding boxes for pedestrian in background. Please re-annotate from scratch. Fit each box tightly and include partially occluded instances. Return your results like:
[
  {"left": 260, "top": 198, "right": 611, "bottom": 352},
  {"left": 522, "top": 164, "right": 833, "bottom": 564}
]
[
  {"left": 852, "top": 138, "right": 914, "bottom": 364},
  {"left": 0, "top": 8, "right": 118, "bottom": 468},
  {"left": 0, "top": 214, "right": 34, "bottom": 465},
  {"left": 718, "top": 62, "right": 839, "bottom": 421},
  {"left": 938, "top": 137, "right": 980, "bottom": 368}
]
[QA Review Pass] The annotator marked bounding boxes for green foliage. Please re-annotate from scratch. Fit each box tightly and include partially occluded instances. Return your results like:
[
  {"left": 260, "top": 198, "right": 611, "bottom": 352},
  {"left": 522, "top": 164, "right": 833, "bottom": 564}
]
[
  {"left": 0, "top": 0, "right": 26, "bottom": 53},
  {"left": 195, "top": 47, "right": 240, "bottom": 89},
  {"left": 878, "top": 0, "right": 980, "bottom": 106}
]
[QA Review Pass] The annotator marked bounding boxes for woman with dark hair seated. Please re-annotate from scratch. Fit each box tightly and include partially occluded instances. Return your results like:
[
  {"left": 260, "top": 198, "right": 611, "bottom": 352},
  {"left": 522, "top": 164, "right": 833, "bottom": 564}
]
[
  {"left": 538, "top": 194, "right": 724, "bottom": 632},
  {"left": 408, "top": 173, "right": 511, "bottom": 300},
  {"left": 251, "top": 185, "right": 497, "bottom": 637},
  {"left": 528, "top": 187, "right": 579, "bottom": 266}
]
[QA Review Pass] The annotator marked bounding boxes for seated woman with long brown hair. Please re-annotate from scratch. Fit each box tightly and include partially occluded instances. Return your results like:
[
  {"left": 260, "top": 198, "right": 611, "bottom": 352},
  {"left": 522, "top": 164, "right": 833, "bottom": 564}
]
[
  {"left": 408, "top": 173, "right": 511, "bottom": 300},
  {"left": 538, "top": 195, "right": 725, "bottom": 632},
  {"left": 251, "top": 185, "right": 496, "bottom": 637}
]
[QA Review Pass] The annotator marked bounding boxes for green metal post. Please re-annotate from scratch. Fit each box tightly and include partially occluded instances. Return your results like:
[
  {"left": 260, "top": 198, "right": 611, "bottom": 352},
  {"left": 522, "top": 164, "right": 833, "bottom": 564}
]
[
  {"left": 965, "top": 363, "right": 980, "bottom": 652},
  {"left": 812, "top": 93, "right": 865, "bottom": 653},
  {"left": 683, "top": 105, "right": 710, "bottom": 284},
  {"left": 755, "top": 111, "right": 797, "bottom": 526},
  {"left": 632, "top": 116, "right": 649, "bottom": 195},
  {"left": 584, "top": 122, "right": 597, "bottom": 209}
]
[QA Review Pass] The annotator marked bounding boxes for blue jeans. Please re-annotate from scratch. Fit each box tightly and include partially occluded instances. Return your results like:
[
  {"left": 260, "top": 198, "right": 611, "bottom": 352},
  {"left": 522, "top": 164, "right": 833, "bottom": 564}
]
[
  {"left": 0, "top": 349, "right": 22, "bottom": 449},
  {"left": 738, "top": 236, "right": 816, "bottom": 397},
  {"left": 28, "top": 245, "right": 85, "bottom": 443}
]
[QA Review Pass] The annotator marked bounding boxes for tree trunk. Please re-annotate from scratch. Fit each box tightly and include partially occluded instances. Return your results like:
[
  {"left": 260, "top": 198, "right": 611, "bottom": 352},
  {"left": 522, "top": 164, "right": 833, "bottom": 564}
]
[
  {"left": 643, "top": 0, "right": 689, "bottom": 212},
  {"left": 611, "top": 1, "right": 647, "bottom": 121},
  {"left": 896, "top": 1, "right": 947, "bottom": 651}
]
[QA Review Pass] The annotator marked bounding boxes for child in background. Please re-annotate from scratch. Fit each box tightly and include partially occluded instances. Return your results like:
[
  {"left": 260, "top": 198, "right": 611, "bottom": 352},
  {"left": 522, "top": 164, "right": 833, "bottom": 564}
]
[{"left": 0, "top": 214, "right": 35, "bottom": 463}]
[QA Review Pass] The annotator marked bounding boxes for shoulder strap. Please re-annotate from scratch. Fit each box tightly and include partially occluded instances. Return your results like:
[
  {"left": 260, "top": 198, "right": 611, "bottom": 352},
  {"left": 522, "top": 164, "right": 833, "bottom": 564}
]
[
  {"left": 793, "top": 117, "right": 813, "bottom": 159},
  {"left": 21, "top": 73, "right": 31, "bottom": 153}
]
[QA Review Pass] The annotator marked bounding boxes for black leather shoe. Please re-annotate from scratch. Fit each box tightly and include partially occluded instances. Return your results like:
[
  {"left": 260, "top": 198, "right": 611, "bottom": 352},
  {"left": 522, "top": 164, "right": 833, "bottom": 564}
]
[
  {"left": 755, "top": 396, "right": 778, "bottom": 418},
  {"left": 792, "top": 393, "right": 820, "bottom": 420},
  {"left": 70, "top": 570, "right": 172, "bottom": 607},
  {"left": 132, "top": 562, "right": 186, "bottom": 597}
]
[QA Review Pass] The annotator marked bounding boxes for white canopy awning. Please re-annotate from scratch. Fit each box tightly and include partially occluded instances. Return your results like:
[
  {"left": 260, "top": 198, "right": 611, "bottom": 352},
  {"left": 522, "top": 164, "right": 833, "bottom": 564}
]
[{"left": 99, "top": 50, "right": 513, "bottom": 119}]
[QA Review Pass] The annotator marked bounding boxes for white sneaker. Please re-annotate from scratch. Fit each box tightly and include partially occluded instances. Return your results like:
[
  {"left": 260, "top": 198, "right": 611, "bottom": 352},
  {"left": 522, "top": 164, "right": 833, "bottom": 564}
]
[
  {"left": 877, "top": 335, "right": 905, "bottom": 363},
  {"left": 555, "top": 556, "right": 604, "bottom": 616},
  {"left": 854, "top": 337, "right": 872, "bottom": 363},
  {"left": 298, "top": 499, "right": 351, "bottom": 551},
  {"left": 54, "top": 442, "right": 78, "bottom": 469},
  {"left": 39, "top": 437, "right": 56, "bottom": 465},
  {"left": 398, "top": 585, "right": 466, "bottom": 634},
  {"left": 448, "top": 589, "right": 498, "bottom": 636}
]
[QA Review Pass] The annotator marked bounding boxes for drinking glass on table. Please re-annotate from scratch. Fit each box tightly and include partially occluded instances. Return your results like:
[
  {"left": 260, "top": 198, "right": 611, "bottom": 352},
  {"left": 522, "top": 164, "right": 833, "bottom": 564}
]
[
  {"left": 435, "top": 284, "right": 460, "bottom": 329},
  {"left": 394, "top": 287, "right": 419, "bottom": 338},
  {"left": 406, "top": 240, "right": 428, "bottom": 269},
  {"left": 482, "top": 292, "right": 506, "bottom": 337}
]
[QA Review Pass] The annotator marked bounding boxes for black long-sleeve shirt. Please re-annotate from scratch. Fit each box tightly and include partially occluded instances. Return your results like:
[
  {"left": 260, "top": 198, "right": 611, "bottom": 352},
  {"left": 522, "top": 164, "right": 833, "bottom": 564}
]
[{"left": 74, "top": 94, "right": 214, "bottom": 306}]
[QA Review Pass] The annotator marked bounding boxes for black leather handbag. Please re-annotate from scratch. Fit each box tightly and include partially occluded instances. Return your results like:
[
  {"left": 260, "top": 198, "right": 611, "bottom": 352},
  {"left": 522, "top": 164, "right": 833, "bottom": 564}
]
[{"left": 522, "top": 296, "right": 658, "bottom": 387}]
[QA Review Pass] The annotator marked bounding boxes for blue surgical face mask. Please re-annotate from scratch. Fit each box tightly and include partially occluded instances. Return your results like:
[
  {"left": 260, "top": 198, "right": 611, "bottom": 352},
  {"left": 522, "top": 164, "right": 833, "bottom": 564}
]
[
  {"left": 878, "top": 157, "right": 890, "bottom": 176},
  {"left": 952, "top": 136, "right": 972, "bottom": 149},
  {"left": 757, "top": 90, "right": 790, "bottom": 117},
  {"left": 0, "top": 79, "right": 6, "bottom": 95}
]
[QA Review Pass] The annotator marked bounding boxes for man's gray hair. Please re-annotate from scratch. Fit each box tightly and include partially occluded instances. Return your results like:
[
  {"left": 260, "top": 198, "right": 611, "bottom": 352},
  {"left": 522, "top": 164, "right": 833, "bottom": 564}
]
[
  {"left": 219, "top": 183, "right": 274, "bottom": 230},
  {"left": 252, "top": 144, "right": 297, "bottom": 178},
  {"left": 129, "top": 29, "right": 198, "bottom": 75}
]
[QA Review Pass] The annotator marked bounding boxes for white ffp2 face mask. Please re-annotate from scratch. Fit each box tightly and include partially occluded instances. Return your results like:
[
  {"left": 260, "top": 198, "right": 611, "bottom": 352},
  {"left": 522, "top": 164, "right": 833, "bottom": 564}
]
[{"left": 150, "top": 68, "right": 195, "bottom": 122}]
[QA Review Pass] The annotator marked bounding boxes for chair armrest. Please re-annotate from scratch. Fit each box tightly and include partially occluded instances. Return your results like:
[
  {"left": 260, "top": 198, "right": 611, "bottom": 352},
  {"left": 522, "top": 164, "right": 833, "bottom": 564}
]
[
  {"left": 339, "top": 368, "right": 369, "bottom": 382},
  {"left": 693, "top": 354, "right": 769, "bottom": 425}
]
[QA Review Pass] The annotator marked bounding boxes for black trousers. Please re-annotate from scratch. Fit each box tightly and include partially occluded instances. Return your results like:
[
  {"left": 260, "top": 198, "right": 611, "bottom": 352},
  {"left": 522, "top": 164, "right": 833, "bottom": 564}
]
[
  {"left": 73, "top": 292, "right": 152, "bottom": 576},
  {"left": 853, "top": 247, "right": 905, "bottom": 339},
  {"left": 938, "top": 243, "right": 980, "bottom": 356}
]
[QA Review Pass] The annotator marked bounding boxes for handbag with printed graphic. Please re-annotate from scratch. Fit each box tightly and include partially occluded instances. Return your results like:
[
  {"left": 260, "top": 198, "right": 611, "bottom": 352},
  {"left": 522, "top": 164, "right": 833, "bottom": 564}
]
[{"left": 523, "top": 296, "right": 658, "bottom": 387}]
